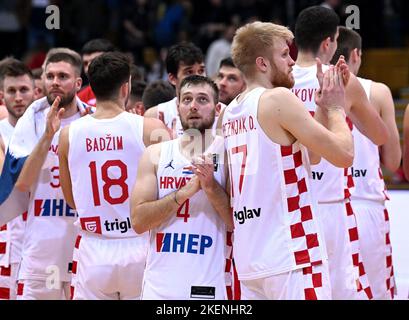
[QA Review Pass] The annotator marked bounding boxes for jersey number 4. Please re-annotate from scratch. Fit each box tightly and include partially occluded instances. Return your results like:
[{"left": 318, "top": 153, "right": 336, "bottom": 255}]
[{"left": 89, "top": 160, "right": 129, "bottom": 206}]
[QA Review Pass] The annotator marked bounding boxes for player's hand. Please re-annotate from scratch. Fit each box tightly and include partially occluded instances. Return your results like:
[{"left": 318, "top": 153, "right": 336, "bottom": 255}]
[
  {"left": 45, "top": 96, "right": 64, "bottom": 139},
  {"left": 334, "top": 55, "right": 350, "bottom": 86},
  {"left": 315, "top": 65, "right": 345, "bottom": 111},
  {"left": 178, "top": 174, "right": 201, "bottom": 200},
  {"left": 192, "top": 154, "right": 216, "bottom": 192}
]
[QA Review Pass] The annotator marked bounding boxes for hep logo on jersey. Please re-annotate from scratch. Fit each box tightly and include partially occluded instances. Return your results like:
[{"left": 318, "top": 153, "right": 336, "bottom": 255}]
[
  {"left": 34, "top": 199, "right": 77, "bottom": 217},
  {"left": 234, "top": 206, "right": 261, "bottom": 224},
  {"left": 156, "top": 233, "right": 213, "bottom": 255}
]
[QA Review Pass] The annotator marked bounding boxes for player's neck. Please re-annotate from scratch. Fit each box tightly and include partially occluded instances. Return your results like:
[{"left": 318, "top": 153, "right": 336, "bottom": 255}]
[
  {"left": 92, "top": 101, "right": 125, "bottom": 119},
  {"left": 296, "top": 51, "right": 320, "bottom": 67},
  {"left": 61, "top": 99, "right": 80, "bottom": 119},
  {"left": 7, "top": 114, "right": 18, "bottom": 127}
]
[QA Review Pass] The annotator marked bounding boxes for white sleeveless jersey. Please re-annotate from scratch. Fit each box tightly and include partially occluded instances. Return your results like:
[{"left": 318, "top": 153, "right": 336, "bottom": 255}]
[
  {"left": 0, "top": 119, "right": 26, "bottom": 267},
  {"left": 292, "top": 64, "right": 354, "bottom": 203},
  {"left": 157, "top": 97, "right": 222, "bottom": 138},
  {"left": 68, "top": 112, "right": 147, "bottom": 239},
  {"left": 19, "top": 112, "right": 80, "bottom": 282},
  {"left": 222, "top": 87, "right": 326, "bottom": 280},
  {"left": 143, "top": 137, "right": 227, "bottom": 299},
  {"left": 351, "top": 78, "right": 388, "bottom": 202},
  {"left": 157, "top": 97, "right": 184, "bottom": 137}
]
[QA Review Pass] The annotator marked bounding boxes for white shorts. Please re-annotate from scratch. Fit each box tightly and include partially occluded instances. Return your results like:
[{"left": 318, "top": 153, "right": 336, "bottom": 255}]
[
  {"left": 0, "top": 263, "right": 19, "bottom": 300},
  {"left": 352, "top": 199, "right": 395, "bottom": 299},
  {"left": 317, "top": 200, "right": 372, "bottom": 299},
  {"left": 16, "top": 279, "right": 71, "bottom": 300},
  {"left": 71, "top": 234, "right": 148, "bottom": 300},
  {"left": 240, "top": 263, "right": 331, "bottom": 300}
]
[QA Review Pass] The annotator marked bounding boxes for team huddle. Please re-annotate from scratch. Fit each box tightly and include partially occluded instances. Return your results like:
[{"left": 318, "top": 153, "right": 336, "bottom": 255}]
[{"left": 0, "top": 6, "right": 403, "bottom": 300}]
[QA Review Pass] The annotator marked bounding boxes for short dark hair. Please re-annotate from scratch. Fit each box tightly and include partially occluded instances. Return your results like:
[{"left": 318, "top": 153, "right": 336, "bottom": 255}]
[
  {"left": 88, "top": 52, "right": 131, "bottom": 101},
  {"left": 45, "top": 52, "right": 83, "bottom": 76},
  {"left": 130, "top": 80, "right": 146, "bottom": 100},
  {"left": 81, "top": 38, "right": 116, "bottom": 55},
  {"left": 31, "top": 68, "right": 43, "bottom": 80},
  {"left": 179, "top": 75, "right": 219, "bottom": 104},
  {"left": 130, "top": 64, "right": 145, "bottom": 82},
  {"left": 331, "top": 26, "right": 362, "bottom": 64},
  {"left": 142, "top": 80, "right": 175, "bottom": 110},
  {"left": 0, "top": 58, "right": 33, "bottom": 89},
  {"left": 295, "top": 6, "right": 340, "bottom": 55},
  {"left": 166, "top": 42, "right": 204, "bottom": 76},
  {"left": 219, "top": 57, "right": 236, "bottom": 69}
]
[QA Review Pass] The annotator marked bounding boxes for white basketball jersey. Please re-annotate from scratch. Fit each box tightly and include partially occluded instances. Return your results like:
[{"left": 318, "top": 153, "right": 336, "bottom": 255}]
[
  {"left": 19, "top": 112, "right": 80, "bottom": 282},
  {"left": 292, "top": 64, "right": 354, "bottom": 203},
  {"left": 157, "top": 97, "right": 184, "bottom": 137},
  {"left": 0, "top": 119, "right": 26, "bottom": 267},
  {"left": 143, "top": 137, "right": 227, "bottom": 299},
  {"left": 223, "top": 87, "right": 326, "bottom": 280},
  {"left": 351, "top": 78, "right": 388, "bottom": 202},
  {"left": 68, "top": 112, "right": 147, "bottom": 239}
]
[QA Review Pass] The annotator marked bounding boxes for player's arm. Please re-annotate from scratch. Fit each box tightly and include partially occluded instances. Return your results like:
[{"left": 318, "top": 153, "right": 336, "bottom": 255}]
[
  {"left": 143, "top": 106, "right": 158, "bottom": 118},
  {"left": 193, "top": 154, "right": 233, "bottom": 230},
  {"left": 268, "top": 68, "right": 353, "bottom": 168},
  {"left": 0, "top": 136, "right": 5, "bottom": 172},
  {"left": 15, "top": 97, "right": 63, "bottom": 192},
  {"left": 370, "top": 82, "right": 402, "bottom": 172},
  {"left": 403, "top": 104, "right": 409, "bottom": 180},
  {"left": 58, "top": 125, "right": 76, "bottom": 209},
  {"left": 346, "top": 74, "right": 389, "bottom": 146},
  {"left": 143, "top": 117, "right": 171, "bottom": 147},
  {"left": 131, "top": 144, "right": 201, "bottom": 234}
]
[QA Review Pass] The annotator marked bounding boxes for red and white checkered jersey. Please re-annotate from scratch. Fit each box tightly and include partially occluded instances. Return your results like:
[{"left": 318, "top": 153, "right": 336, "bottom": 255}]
[
  {"left": 0, "top": 119, "right": 26, "bottom": 267},
  {"left": 222, "top": 87, "right": 326, "bottom": 280},
  {"left": 19, "top": 112, "right": 80, "bottom": 282},
  {"left": 292, "top": 64, "right": 354, "bottom": 203},
  {"left": 351, "top": 78, "right": 388, "bottom": 202},
  {"left": 143, "top": 137, "right": 228, "bottom": 299},
  {"left": 68, "top": 112, "right": 147, "bottom": 239}
]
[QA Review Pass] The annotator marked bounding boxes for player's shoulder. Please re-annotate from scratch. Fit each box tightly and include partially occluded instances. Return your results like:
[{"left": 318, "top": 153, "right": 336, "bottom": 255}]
[{"left": 260, "top": 87, "right": 297, "bottom": 106}]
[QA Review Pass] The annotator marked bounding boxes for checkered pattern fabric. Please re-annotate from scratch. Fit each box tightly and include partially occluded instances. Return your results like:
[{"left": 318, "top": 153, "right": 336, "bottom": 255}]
[
  {"left": 344, "top": 168, "right": 355, "bottom": 199},
  {"left": 302, "top": 265, "right": 327, "bottom": 300},
  {"left": 70, "top": 235, "right": 82, "bottom": 299},
  {"left": 345, "top": 201, "right": 373, "bottom": 299},
  {"left": 379, "top": 168, "right": 390, "bottom": 201},
  {"left": 281, "top": 145, "right": 322, "bottom": 267},
  {"left": 0, "top": 265, "right": 11, "bottom": 299},
  {"left": 225, "top": 231, "right": 241, "bottom": 300},
  {"left": 384, "top": 209, "right": 396, "bottom": 298}
]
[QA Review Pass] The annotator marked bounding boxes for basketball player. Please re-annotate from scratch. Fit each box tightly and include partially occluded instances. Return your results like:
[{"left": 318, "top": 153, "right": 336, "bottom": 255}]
[
  {"left": 144, "top": 42, "right": 207, "bottom": 137},
  {"left": 9, "top": 50, "right": 90, "bottom": 299},
  {"left": 0, "top": 59, "right": 34, "bottom": 300},
  {"left": 220, "top": 21, "right": 354, "bottom": 300},
  {"left": 330, "top": 26, "right": 401, "bottom": 299},
  {"left": 131, "top": 75, "right": 232, "bottom": 300},
  {"left": 58, "top": 52, "right": 169, "bottom": 300},
  {"left": 216, "top": 57, "right": 246, "bottom": 105},
  {"left": 78, "top": 39, "right": 116, "bottom": 106},
  {"left": 292, "top": 6, "right": 389, "bottom": 299}
]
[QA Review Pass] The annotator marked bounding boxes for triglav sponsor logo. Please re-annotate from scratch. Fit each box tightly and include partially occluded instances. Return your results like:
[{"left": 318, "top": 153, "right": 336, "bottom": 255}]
[
  {"left": 79, "top": 216, "right": 132, "bottom": 234},
  {"left": 233, "top": 206, "right": 261, "bottom": 225}
]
